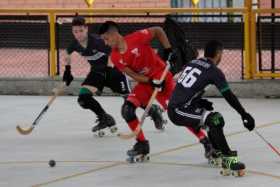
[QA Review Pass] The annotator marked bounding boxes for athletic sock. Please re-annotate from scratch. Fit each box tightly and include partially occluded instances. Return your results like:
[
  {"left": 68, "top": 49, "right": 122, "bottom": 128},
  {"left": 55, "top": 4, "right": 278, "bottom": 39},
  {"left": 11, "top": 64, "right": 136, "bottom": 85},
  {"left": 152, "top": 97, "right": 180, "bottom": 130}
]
[
  {"left": 128, "top": 119, "right": 146, "bottom": 141},
  {"left": 186, "top": 126, "right": 206, "bottom": 140}
]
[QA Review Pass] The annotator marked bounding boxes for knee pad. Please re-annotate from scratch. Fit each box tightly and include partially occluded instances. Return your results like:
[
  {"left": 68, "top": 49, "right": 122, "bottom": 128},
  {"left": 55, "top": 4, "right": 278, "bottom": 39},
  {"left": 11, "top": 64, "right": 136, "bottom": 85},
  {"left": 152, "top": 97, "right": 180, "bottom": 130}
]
[
  {"left": 77, "top": 94, "right": 93, "bottom": 109},
  {"left": 204, "top": 112, "right": 225, "bottom": 129},
  {"left": 121, "top": 101, "right": 137, "bottom": 122}
]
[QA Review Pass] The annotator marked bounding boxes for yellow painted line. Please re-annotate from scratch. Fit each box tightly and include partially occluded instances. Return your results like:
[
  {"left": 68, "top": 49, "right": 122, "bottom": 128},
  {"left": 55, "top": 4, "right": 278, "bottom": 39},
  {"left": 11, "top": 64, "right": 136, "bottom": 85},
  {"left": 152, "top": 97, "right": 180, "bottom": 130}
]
[
  {"left": 0, "top": 8, "right": 246, "bottom": 14},
  {"left": 32, "top": 162, "right": 125, "bottom": 187},
  {"left": 151, "top": 121, "right": 280, "bottom": 157},
  {"left": 26, "top": 120, "right": 279, "bottom": 186},
  {"left": 226, "top": 120, "right": 280, "bottom": 138},
  {"left": 151, "top": 142, "right": 198, "bottom": 157},
  {"left": 149, "top": 161, "right": 280, "bottom": 180},
  {"left": 246, "top": 170, "right": 280, "bottom": 180},
  {"left": 0, "top": 160, "right": 118, "bottom": 165}
]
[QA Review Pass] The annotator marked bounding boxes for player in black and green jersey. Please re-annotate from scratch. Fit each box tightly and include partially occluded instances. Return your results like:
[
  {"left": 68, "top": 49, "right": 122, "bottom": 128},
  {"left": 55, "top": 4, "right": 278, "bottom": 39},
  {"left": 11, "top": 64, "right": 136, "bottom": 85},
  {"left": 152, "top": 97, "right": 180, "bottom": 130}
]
[
  {"left": 168, "top": 40, "right": 255, "bottom": 176},
  {"left": 63, "top": 16, "right": 166, "bottom": 136}
]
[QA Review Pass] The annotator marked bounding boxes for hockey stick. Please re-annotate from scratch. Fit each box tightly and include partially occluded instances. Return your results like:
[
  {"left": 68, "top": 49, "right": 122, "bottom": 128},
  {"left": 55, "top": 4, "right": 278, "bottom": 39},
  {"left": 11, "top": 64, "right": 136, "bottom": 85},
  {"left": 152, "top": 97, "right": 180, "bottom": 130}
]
[
  {"left": 118, "top": 62, "right": 170, "bottom": 140},
  {"left": 16, "top": 83, "right": 65, "bottom": 135},
  {"left": 254, "top": 129, "right": 280, "bottom": 157}
]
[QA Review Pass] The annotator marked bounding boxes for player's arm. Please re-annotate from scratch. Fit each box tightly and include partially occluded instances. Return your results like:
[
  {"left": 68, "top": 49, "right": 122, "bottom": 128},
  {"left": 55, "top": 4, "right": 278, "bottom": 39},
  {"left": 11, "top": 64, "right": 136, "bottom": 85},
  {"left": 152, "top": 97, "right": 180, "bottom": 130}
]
[
  {"left": 213, "top": 69, "right": 255, "bottom": 131},
  {"left": 122, "top": 67, "right": 164, "bottom": 90},
  {"left": 122, "top": 67, "right": 149, "bottom": 83},
  {"left": 64, "top": 52, "right": 71, "bottom": 66},
  {"left": 147, "top": 27, "right": 171, "bottom": 49},
  {"left": 213, "top": 69, "right": 246, "bottom": 115},
  {"left": 109, "top": 53, "right": 148, "bottom": 82},
  {"left": 221, "top": 88, "right": 246, "bottom": 116},
  {"left": 147, "top": 27, "right": 175, "bottom": 63}
]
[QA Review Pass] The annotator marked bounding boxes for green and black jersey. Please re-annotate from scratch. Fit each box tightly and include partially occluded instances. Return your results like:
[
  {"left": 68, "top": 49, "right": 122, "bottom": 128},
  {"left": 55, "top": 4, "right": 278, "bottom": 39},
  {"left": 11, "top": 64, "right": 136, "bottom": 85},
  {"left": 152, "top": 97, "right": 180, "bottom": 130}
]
[
  {"left": 66, "top": 34, "right": 111, "bottom": 71},
  {"left": 169, "top": 57, "right": 230, "bottom": 108}
]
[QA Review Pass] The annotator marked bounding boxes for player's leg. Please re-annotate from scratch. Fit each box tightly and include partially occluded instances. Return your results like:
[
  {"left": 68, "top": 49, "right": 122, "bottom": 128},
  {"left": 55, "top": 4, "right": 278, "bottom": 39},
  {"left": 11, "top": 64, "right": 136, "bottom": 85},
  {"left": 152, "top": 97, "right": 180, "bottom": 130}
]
[
  {"left": 121, "top": 100, "right": 150, "bottom": 162},
  {"left": 122, "top": 84, "right": 152, "bottom": 161},
  {"left": 105, "top": 67, "right": 165, "bottom": 130},
  {"left": 157, "top": 73, "right": 210, "bottom": 152},
  {"left": 78, "top": 71, "right": 116, "bottom": 135},
  {"left": 167, "top": 104, "right": 216, "bottom": 160},
  {"left": 203, "top": 112, "right": 245, "bottom": 175}
]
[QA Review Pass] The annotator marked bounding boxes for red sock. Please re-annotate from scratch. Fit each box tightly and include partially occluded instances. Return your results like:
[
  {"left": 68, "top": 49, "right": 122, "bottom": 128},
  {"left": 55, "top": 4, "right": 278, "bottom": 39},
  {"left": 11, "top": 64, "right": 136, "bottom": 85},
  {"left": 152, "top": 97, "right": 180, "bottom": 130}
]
[
  {"left": 186, "top": 126, "right": 206, "bottom": 140},
  {"left": 128, "top": 119, "right": 146, "bottom": 141}
]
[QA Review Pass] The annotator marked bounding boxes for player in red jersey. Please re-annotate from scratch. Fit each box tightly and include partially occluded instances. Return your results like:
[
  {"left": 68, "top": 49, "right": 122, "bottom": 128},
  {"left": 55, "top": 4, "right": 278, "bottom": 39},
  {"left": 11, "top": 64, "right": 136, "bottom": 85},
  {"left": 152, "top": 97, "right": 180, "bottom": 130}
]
[{"left": 99, "top": 21, "right": 214, "bottom": 162}]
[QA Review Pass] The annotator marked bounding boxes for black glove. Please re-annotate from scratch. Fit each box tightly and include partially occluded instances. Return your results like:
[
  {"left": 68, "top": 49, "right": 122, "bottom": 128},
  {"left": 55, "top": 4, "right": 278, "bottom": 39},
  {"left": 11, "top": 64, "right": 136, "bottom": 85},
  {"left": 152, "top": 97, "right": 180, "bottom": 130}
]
[
  {"left": 63, "top": 65, "right": 74, "bottom": 86},
  {"left": 149, "top": 79, "right": 165, "bottom": 91},
  {"left": 197, "top": 99, "right": 213, "bottom": 111},
  {"left": 241, "top": 112, "right": 255, "bottom": 131},
  {"left": 163, "top": 48, "right": 176, "bottom": 62}
]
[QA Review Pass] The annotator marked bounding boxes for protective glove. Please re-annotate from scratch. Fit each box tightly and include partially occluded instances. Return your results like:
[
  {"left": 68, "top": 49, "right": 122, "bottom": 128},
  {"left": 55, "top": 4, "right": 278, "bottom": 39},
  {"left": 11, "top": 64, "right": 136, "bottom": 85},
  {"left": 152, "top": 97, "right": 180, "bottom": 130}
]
[
  {"left": 62, "top": 65, "right": 74, "bottom": 86},
  {"left": 149, "top": 79, "right": 165, "bottom": 92},
  {"left": 241, "top": 112, "right": 255, "bottom": 131}
]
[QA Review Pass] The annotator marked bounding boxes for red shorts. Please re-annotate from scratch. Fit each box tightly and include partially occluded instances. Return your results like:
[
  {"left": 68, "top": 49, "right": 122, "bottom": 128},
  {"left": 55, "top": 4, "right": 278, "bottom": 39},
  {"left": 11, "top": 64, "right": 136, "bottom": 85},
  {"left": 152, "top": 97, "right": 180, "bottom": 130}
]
[{"left": 127, "top": 72, "right": 175, "bottom": 110}]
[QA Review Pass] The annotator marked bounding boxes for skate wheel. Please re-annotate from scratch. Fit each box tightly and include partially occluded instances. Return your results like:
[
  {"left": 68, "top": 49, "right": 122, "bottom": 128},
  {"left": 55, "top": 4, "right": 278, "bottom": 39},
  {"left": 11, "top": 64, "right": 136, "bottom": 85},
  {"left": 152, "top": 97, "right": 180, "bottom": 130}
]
[
  {"left": 208, "top": 159, "right": 218, "bottom": 167},
  {"left": 238, "top": 170, "right": 245, "bottom": 177},
  {"left": 232, "top": 170, "right": 245, "bottom": 177},
  {"left": 220, "top": 169, "right": 230, "bottom": 176},
  {"left": 126, "top": 157, "right": 135, "bottom": 163},
  {"left": 127, "top": 150, "right": 135, "bottom": 157},
  {"left": 209, "top": 159, "right": 215, "bottom": 165},
  {"left": 98, "top": 131, "right": 105, "bottom": 137},
  {"left": 110, "top": 126, "right": 118, "bottom": 133}
]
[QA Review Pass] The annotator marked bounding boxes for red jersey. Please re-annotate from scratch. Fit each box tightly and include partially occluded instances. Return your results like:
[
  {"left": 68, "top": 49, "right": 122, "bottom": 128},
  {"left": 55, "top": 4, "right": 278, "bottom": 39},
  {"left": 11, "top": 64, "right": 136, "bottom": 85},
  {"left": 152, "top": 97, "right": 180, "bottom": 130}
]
[{"left": 110, "top": 29, "right": 166, "bottom": 79}]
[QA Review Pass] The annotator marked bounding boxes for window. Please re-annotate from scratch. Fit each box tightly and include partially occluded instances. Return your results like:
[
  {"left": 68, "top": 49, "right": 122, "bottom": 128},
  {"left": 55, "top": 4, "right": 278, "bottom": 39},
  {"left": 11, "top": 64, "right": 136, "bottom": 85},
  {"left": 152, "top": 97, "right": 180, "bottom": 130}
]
[
  {"left": 171, "top": 0, "right": 244, "bottom": 8},
  {"left": 170, "top": 0, "right": 244, "bottom": 22}
]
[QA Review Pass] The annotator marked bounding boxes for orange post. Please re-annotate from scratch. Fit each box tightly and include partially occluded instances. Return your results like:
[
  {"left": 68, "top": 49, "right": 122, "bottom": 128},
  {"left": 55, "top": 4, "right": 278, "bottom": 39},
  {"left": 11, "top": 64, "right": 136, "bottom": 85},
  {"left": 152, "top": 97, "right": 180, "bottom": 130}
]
[{"left": 243, "top": 0, "right": 253, "bottom": 79}]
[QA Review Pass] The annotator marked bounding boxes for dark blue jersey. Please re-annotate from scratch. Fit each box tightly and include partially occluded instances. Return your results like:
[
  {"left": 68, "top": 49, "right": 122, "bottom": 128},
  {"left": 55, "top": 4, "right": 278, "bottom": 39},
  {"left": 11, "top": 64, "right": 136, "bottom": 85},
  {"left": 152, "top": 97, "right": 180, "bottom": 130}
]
[
  {"left": 66, "top": 34, "right": 111, "bottom": 71},
  {"left": 168, "top": 58, "right": 229, "bottom": 108}
]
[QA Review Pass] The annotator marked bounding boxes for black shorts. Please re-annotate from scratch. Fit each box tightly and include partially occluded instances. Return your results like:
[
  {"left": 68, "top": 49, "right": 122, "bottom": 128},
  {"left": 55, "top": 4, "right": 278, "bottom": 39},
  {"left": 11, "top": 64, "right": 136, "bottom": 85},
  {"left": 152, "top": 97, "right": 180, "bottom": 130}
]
[
  {"left": 167, "top": 103, "right": 206, "bottom": 129},
  {"left": 82, "top": 67, "right": 130, "bottom": 95}
]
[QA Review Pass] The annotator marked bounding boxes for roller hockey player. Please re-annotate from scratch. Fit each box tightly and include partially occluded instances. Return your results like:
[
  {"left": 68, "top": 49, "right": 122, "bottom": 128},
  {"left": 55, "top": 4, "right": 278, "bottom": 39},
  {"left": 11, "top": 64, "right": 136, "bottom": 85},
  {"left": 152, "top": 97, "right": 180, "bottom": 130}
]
[
  {"left": 99, "top": 21, "right": 211, "bottom": 162},
  {"left": 167, "top": 40, "right": 255, "bottom": 176},
  {"left": 63, "top": 16, "right": 166, "bottom": 137}
]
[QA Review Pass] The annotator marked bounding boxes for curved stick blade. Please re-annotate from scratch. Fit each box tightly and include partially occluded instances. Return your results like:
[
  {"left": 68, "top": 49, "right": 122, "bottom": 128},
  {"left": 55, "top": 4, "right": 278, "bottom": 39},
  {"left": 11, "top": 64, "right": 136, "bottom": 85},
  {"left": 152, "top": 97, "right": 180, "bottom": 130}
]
[
  {"left": 117, "top": 132, "right": 136, "bottom": 139},
  {"left": 16, "top": 125, "right": 34, "bottom": 135},
  {"left": 117, "top": 126, "right": 141, "bottom": 140}
]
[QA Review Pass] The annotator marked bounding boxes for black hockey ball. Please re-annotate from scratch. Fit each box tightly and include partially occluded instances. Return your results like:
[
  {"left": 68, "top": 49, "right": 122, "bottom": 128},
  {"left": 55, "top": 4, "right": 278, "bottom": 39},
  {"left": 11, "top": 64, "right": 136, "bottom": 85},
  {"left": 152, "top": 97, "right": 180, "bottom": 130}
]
[{"left": 48, "top": 159, "right": 56, "bottom": 167}]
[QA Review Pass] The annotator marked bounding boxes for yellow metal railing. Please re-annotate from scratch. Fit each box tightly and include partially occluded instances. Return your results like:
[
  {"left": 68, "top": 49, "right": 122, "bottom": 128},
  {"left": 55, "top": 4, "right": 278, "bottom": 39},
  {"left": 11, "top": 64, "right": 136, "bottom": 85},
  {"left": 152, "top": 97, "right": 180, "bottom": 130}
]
[
  {"left": 251, "top": 8, "right": 280, "bottom": 78},
  {"left": 0, "top": 6, "right": 279, "bottom": 79},
  {"left": 0, "top": 8, "right": 247, "bottom": 14}
]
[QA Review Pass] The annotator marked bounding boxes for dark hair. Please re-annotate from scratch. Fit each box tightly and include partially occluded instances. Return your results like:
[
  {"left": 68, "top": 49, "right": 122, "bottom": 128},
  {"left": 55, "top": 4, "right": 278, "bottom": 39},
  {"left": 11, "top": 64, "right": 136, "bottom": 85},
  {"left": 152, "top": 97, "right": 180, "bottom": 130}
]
[
  {"left": 72, "top": 16, "right": 86, "bottom": 26},
  {"left": 98, "top": 21, "right": 120, "bottom": 34},
  {"left": 204, "top": 40, "right": 223, "bottom": 58}
]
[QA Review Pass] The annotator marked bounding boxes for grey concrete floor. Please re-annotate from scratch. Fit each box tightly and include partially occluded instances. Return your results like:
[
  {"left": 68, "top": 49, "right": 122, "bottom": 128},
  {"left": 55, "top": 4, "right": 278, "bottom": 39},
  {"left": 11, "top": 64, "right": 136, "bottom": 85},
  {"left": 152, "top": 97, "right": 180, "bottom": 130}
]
[{"left": 1, "top": 96, "right": 280, "bottom": 187}]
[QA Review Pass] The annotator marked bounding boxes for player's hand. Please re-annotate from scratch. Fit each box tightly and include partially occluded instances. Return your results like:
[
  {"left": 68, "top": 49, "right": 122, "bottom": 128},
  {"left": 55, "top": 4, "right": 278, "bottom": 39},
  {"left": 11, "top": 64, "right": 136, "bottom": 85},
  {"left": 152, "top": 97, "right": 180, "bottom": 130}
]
[
  {"left": 163, "top": 48, "right": 176, "bottom": 62},
  {"left": 149, "top": 79, "right": 165, "bottom": 92},
  {"left": 241, "top": 112, "right": 255, "bottom": 131},
  {"left": 62, "top": 65, "right": 74, "bottom": 86},
  {"left": 197, "top": 99, "right": 213, "bottom": 111}
]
